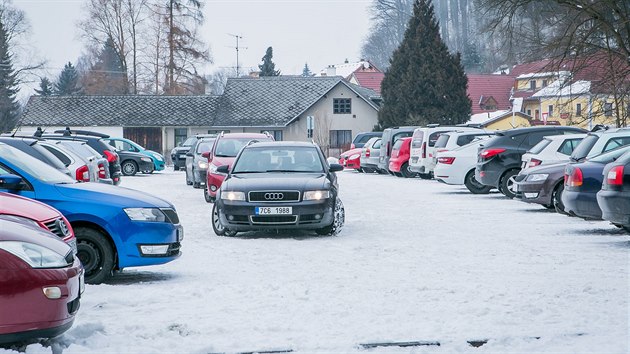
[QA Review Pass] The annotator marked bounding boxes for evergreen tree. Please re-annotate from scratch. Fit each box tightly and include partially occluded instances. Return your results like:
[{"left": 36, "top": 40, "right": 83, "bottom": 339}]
[
  {"left": 379, "top": 0, "right": 471, "bottom": 128},
  {"left": 83, "top": 37, "right": 129, "bottom": 95},
  {"left": 34, "top": 77, "right": 54, "bottom": 96},
  {"left": 258, "top": 47, "right": 280, "bottom": 76},
  {"left": 55, "top": 62, "right": 83, "bottom": 95},
  {"left": 0, "top": 20, "right": 20, "bottom": 133},
  {"left": 302, "top": 62, "right": 313, "bottom": 77}
]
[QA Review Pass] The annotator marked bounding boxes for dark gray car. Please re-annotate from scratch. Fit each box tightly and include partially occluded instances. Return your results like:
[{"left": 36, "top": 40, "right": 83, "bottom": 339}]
[{"left": 185, "top": 135, "right": 216, "bottom": 188}]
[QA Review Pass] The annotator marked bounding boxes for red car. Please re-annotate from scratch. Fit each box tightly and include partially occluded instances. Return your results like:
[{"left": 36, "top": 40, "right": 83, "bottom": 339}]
[
  {"left": 338, "top": 148, "right": 363, "bottom": 172},
  {"left": 388, "top": 137, "right": 416, "bottom": 178},
  {"left": 0, "top": 219, "right": 84, "bottom": 344},
  {"left": 204, "top": 132, "right": 274, "bottom": 202},
  {"left": 0, "top": 192, "right": 76, "bottom": 252}
]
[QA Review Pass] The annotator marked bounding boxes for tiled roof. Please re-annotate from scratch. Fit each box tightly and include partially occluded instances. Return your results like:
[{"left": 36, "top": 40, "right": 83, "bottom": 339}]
[
  {"left": 351, "top": 71, "right": 385, "bottom": 94},
  {"left": 21, "top": 95, "right": 218, "bottom": 127},
  {"left": 466, "top": 74, "right": 515, "bottom": 114}
]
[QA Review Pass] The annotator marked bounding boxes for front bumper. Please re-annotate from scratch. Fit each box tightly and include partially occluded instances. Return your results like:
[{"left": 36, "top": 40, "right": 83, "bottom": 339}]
[
  {"left": 597, "top": 189, "right": 630, "bottom": 226},
  {"left": 153, "top": 160, "right": 165, "bottom": 171},
  {"left": 193, "top": 168, "right": 207, "bottom": 184},
  {"left": 114, "top": 215, "right": 183, "bottom": 268},
  {"left": 206, "top": 172, "right": 226, "bottom": 198},
  {"left": 514, "top": 178, "right": 554, "bottom": 206},
  {"left": 562, "top": 189, "right": 602, "bottom": 220},
  {"left": 171, "top": 153, "right": 188, "bottom": 168},
  {"left": 139, "top": 160, "right": 155, "bottom": 173}
]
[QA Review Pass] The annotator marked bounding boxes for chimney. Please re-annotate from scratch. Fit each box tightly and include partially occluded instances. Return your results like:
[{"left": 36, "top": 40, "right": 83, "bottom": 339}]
[{"left": 326, "top": 65, "right": 336, "bottom": 77}]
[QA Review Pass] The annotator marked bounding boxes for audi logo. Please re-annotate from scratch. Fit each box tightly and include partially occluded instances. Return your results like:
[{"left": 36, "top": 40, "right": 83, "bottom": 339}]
[{"left": 264, "top": 193, "right": 284, "bottom": 200}]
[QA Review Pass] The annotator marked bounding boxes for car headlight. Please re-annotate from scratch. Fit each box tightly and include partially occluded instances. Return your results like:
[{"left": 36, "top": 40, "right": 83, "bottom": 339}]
[
  {"left": 221, "top": 191, "right": 245, "bottom": 201},
  {"left": 141, "top": 157, "right": 152, "bottom": 163},
  {"left": 197, "top": 160, "right": 208, "bottom": 169},
  {"left": 349, "top": 154, "right": 360, "bottom": 160},
  {"left": 0, "top": 241, "right": 68, "bottom": 268},
  {"left": 526, "top": 173, "right": 549, "bottom": 182},
  {"left": 304, "top": 190, "right": 331, "bottom": 200},
  {"left": 152, "top": 152, "right": 164, "bottom": 161},
  {"left": 124, "top": 208, "right": 166, "bottom": 222},
  {"left": 0, "top": 214, "right": 40, "bottom": 228}
]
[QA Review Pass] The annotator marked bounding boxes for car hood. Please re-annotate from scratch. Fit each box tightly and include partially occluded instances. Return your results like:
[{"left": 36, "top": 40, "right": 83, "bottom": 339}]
[
  {"left": 211, "top": 156, "right": 235, "bottom": 167},
  {"left": 223, "top": 173, "right": 329, "bottom": 191},
  {"left": 0, "top": 192, "right": 60, "bottom": 221},
  {"left": 53, "top": 182, "right": 173, "bottom": 208},
  {"left": 341, "top": 148, "right": 363, "bottom": 157}
]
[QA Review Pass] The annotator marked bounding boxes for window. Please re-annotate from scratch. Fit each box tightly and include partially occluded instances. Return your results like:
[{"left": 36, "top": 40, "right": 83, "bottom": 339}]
[
  {"left": 602, "top": 137, "right": 630, "bottom": 153},
  {"left": 548, "top": 105, "right": 554, "bottom": 117},
  {"left": 42, "top": 145, "right": 71, "bottom": 166},
  {"left": 333, "top": 98, "right": 351, "bottom": 114},
  {"left": 604, "top": 102, "right": 613, "bottom": 116},
  {"left": 527, "top": 109, "right": 532, "bottom": 116},
  {"left": 535, "top": 110, "right": 540, "bottom": 120},
  {"left": 330, "top": 130, "right": 352, "bottom": 148},
  {"left": 529, "top": 80, "right": 536, "bottom": 90},
  {"left": 175, "top": 128, "right": 188, "bottom": 147},
  {"left": 557, "top": 138, "right": 583, "bottom": 156},
  {"left": 542, "top": 80, "right": 548, "bottom": 87},
  {"left": 262, "top": 130, "right": 283, "bottom": 141},
  {"left": 525, "top": 131, "right": 550, "bottom": 147},
  {"left": 576, "top": 103, "right": 582, "bottom": 116}
]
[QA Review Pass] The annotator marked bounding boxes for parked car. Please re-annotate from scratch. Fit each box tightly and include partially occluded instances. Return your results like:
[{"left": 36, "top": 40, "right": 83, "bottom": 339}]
[
  {"left": 171, "top": 136, "right": 197, "bottom": 171},
  {"left": 513, "top": 162, "right": 568, "bottom": 212},
  {"left": 388, "top": 137, "right": 416, "bottom": 177},
  {"left": 568, "top": 127, "right": 630, "bottom": 162},
  {"left": 433, "top": 130, "right": 495, "bottom": 166},
  {"left": 104, "top": 137, "right": 166, "bottom": 172},
  {"left": 116, "top": 149, "right": 154, "bottom": 176},
  {"left": 338, "top": 148, "right": 363, "bottom": 172},
  {"left": 475, "top": 126, "right": 586, "bottom": 198},
  {"left": 409, "top": 126, "right": 483, "bottom": 179},
  {"left": 0, "top": 142, "right": 183, "bottom": 284},
  {"left": 185, "top": 135, "right": 216, "bottom": 188},
  {"left": 212, "top": 141, "right": 345, "bottom": 236},
  {"left": 562, "top": 145, "right": 630, "bottom": 220},
  {"left": 0, "top": 136, "right": 71, "bottom": 177},
  {"left": 597, "top": 149, "right": 630, "bottom": 232},
  {"left": 359, "top": 137, "right": 382, "bottom": 174},
  {"left": 0, "top": 192, "right": 76, "bottom": 252},
  {"left": 434, "top": 136, "right": 494, "bottom": 194},
  {"left": 351, "top": 132, "right": 382, "bottom": 149},
  {"left": 38, "top": 140, "right": 99, "bottom": 183},
  {"left": 521, "top": 133, "right": 586, "bottom": 170},
  {"left": 46, "top": 129, "right": 123, "bottom": 185},
  {"left": 51, "top": 139, "right": 113, "bottom": 185},
  {"left": 0, "top": 219, "right": 84, "bottom": 345},
  {"left": 204, "top": 132, "right": 274, "bottom": 203},
  {"left": 377, "top": 126, "right": 416, "bottom": 174}
]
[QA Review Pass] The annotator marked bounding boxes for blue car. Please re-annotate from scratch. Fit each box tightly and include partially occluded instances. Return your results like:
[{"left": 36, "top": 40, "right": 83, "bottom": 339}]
[
  {"left": 103, "top": 137, "right": 166, "bottom": 171},
  {"left": 0, "top": 143, "right": 182, "bottom": 284}
]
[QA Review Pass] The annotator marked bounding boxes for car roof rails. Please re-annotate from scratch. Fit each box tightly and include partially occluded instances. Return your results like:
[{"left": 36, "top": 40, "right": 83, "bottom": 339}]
[
  {"left": 426, "top": 123, "right": 440, "bottom": 128},
  {"left": 590, "top": 124, "right": 609, "bottom": 132},
  {"left": 53, "top": 127, "right": 110, "bottom": 138},
  {"left": 457, "top": 123, "right": 483, "bottom": 128}
]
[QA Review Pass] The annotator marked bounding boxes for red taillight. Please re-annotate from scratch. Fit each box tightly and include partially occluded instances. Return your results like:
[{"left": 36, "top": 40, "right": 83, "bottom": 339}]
[
  {"left": 606, "top": 165, "right": 624, "bottom": 186},
  {"left": 566, "top": 167, "right": 583, "bottom": 187},
  {"left": 98, "top": 163, "right": 107, "bottom": 178},
  {"left": 103, "top": 150, "right": 117, "bottom": 163},
  {"left": 528, "top": 158, "right": 542, "bottom": 168},
  {"left": 75, "top": 165, "right": 90, "bottom": 182},
  {"left": 438, "top": 157, "right": 455, "bottom": 165},
  {"left": 421, "top": 142, "right": 427, "bottom": 159},
  {"left": 365, "top": 149, "right": 370, "bottom": 158},
  {"left": 480, "top": 148, "right": 506, "bottom": 159}
]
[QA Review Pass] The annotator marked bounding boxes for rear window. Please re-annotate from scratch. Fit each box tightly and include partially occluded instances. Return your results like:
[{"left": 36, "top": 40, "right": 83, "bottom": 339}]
[
  {"left": 392, "top": 139, "right": 404, "bottom": 150},
  {"left": 434, "top": 134, "right": 450, "bottom": 148},
  {"left": 372, "top": 139, "right": 382, "bottom": 149},
  {"left": 570, "top": 134, "right": 599, "bottom": 161},
  {"left": 527, "top": 138, "right": 552, "bottom": 155},
  {"left": 411, "top": 130, "right": 424, "bottom": 148},
  {"left": 557, "top": 138, "right": 583, "bottom": 155},
  {"left": 589, "top": 145, "right": 630, "bottom": 163},
  {"left": 457, "top": 134, "right": 492, "bottom": 146},
  {"left": 355, "top": 134, "right": 376, "bottom": 144}
]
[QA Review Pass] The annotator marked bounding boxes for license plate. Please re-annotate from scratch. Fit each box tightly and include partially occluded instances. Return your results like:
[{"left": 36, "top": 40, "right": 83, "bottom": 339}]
[
  {"left": 255, "top": 207, "right": 292, "bottom": 215},
  {"left": 179, "top": 154, "right": 186, "bottom": 158},
  {"left": 177, "top": 226, "right": 184, "bottom": 241}
]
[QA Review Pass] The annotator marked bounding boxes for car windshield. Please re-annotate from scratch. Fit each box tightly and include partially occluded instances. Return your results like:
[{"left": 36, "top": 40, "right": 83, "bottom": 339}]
[
  {"left": 196, "top": 139, "right": 215, "bottom": 154},
  {"left": 0, "top": 144, "right": 76, "bottom": 184},
  {"left": 587, "top": 145, "right": 630, "bottom": 163},
  {"left": 232, "top": 146, "right": 324, "bottom": 173},
  {"left": 215, "top": 137, "right": 270, "bottom": 157}
]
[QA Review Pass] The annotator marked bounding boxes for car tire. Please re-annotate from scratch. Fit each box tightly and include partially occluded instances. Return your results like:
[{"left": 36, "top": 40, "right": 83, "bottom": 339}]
[
  {"left": 75, "top": 227, "right": 115, "bottom": 284},
  {"left": 173, "top": 165, "right": 179, "bottom": 171},
  {"left": 212, "top": 204, "right": 236, "bottom": 236},
  {"left": 499, "top": 169, "right": 519, "bottom": 199},
  {"left": 193, "top": 181, "right": 201, "bottom": 189},
  {"left": 316, "top": 198, "right": 345, "bottom": 236},
  {"left": 552, "top": 183, "right": 567, "bottom": 214},
  {"left": 401, "top": 163, "right": 416, "bottom": 178},
  {"left": 204, "top": 187, "right": 213, "bottom": 203},
  {"left": 121, "top": 160, "right": 138, "bottom": 176},
  {"left": 418, "top": 173, "right": 432, "bottom": 180},
  {"left": 357, "top": 168, "right": 364, "bottom": 173},
  {"left": 377, "top": 168, "right": 388, "bottom": 174},
  {"left": 363, "top": 167, "right": 374, "bottom": 174},
  {"left": 464, "top": 170, "right": 492, "bottom": 194}
]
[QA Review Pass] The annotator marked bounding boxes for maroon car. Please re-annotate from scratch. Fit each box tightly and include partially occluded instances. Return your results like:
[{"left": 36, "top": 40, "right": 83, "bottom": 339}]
[{"left": 0, "top": 219, "right": 84, "bottom": 344}]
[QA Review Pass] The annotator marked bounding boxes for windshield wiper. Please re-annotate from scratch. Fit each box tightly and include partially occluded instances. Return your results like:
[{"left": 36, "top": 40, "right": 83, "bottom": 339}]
[
  {"left": 265, "top": 169, "right": 297, "bottom": 173},
  {"left": 232, "top": 171, "right": 265, "bottom": 174},
  {"left": 214, "top": 154, "right": 234, "bottom": 157}
]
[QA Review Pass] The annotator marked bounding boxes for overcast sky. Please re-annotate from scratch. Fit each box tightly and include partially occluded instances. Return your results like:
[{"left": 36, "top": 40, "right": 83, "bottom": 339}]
[{"left": 13, "top": 0, "right": 373, "bottom": 83}]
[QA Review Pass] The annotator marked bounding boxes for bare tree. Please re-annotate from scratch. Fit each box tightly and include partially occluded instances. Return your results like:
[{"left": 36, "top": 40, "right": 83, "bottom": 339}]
[
  {"left": 124, "top": 0, "right": 148, "bottom": 94},
  {"left": 313, "top": 113, "right": 333, "bottom": 157}
]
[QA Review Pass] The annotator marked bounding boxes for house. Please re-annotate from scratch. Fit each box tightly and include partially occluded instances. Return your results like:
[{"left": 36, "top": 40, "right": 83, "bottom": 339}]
[
  {"left": 467, "top": 110, "right": 532, "bottom": 130},
  {"left": 466, "top": 74, "right": 516, "bottom": 114},
  {"left": 18, "top": 76, "right": 380, "bottom": 159}
]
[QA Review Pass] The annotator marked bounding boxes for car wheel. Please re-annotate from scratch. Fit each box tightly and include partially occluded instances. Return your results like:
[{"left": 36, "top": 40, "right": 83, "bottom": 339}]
[
  {"left": 204, "top": 187, "right": 213, "bottom": 203},
  {"left": 401, "top": 163, "right": 416, "bottom": 178},
  {"left": 316, "top": 198, "right": 345, "bottom": 236},
  {"left": 212, "top": 203, "right": 236, "bottom": 236},
  {"left": 377, "top": 168, "right": 388, "bottom": 174},
  {"left": 363, "top": 167, "right": 374, "bottom": 173},
  {"left": 552, "top": 183, "right": 567, "bottom": 214},
  {"left": 173, "top": 165, "right": 179, "bottom": 171},
  {"left": 75, "top": 227, "right": 114, "bottom": 284},
  {"left": 418, "top": 173, "right": 432, "bottom": 180},
  {"left": 500, "top": 169, "right": 519, "bottom": 199},
  {"left": 464, "top": 170, "right": 492, "bottom": 194},
  {"left": 121, "top": 160, "right": 138, "bottom": 176},
  {"left": 193, "top": 181, "right": 201, "bottom": 189}
]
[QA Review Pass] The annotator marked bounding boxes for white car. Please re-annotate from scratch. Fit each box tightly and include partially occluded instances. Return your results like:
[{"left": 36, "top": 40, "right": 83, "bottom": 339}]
[
  {"left": 409, "top": 126, "right": 484, "bottom": 179},
  {"left": 432, "top": 130, "right": 495, "bottom": 167},
  {"left": 521, "top": 133, "right": 586, "bottom": 170},
  {"left": 434, "top": 136, "right": 493, "bottom": 194}
]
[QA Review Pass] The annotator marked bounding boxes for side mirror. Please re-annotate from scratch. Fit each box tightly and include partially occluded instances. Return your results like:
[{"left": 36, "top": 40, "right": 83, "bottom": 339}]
[
  {"left": 201, "top": 151, "right": 211, "bottom": 159},
  {"left": 186, "top": 152, "right": 194, "bottom": 157},
  {"left": 216, "top": 165, "right": 229, "bottom": 174},
  {"left": 329, "top": 163, "right": 344, "bottom": 172},
  {"left": 0, "top": 174, "right": 24, "bottom": 190}
]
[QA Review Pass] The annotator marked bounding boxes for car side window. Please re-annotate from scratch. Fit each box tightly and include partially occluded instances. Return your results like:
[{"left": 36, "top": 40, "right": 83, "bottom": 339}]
[
  {"left": 42, "top": 145, "right": 72, "bottom": 166},
  {"left": 602, "top": 137, "right": 630, "bottom": 153},
  {"left": 373, "top": 139, "right": 382, "bottom": 149},
  {"left": 123, "top": 142, "right": 137, "bottom": 152},
  {"left": 523, "top": 131, "right": 549, "bottom": 148},
  {"left": 557, "top": 138, "right": 583, "bottom": 155}
]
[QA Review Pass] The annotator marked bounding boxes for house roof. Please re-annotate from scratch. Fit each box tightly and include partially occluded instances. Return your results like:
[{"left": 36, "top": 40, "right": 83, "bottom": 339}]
[
  {"left": 350, "top": 71, "right": 385, "bottom": 94},
  {"left": 466, "top": 110, "right": 531, "bottom": 127},
  {"left": 21, "top": 95, "right": 219, "bottom": 127},
  {"left": 317, "top": 60, "right": 382, "bottom": 79},
  {"left": 466, "top": 74, "right": 515, "bottom": 114}
]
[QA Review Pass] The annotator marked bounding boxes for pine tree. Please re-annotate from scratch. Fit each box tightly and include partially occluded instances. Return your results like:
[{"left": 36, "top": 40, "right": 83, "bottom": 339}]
[
  {"left": 0, "top": 20, "right": 20, "bottom": 133},
  {"left": 55, "top": 62, "right": 83, "bottom": 95},
  {"left": 379, "top": 0, "right": 471, "bottom": 128},
  {"left": 83, "top": 38, "right": 129, "bottom": 95},
  {"left": 258, "top": 47, "right": 280, "bottom": 76},
  {"left": 302, "top": 62, "right": 313, "bottom": 77},
  {"left": 34, "top": 77, "right": 54, "bottom": 96}
]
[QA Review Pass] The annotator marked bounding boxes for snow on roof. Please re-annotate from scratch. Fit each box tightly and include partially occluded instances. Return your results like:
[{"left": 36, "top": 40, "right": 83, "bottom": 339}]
[
  {"left": 532, "top": 80, "right": 591, "bottom": 98},
  {"left": 466, "top": 110, "right": 510, "bottom": 125},
  {"left": 317, "top": 60, "right": 380, "bottom": 79},
  {"left": 516, "top": 71, "right": 570, "bottom": 80}
]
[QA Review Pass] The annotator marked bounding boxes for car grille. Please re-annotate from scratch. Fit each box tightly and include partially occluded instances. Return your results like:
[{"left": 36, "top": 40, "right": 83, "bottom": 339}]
[
  {"left": 43, "top": 218, "right": 71, "bottom": 239},
  {"left": 248, "top": 191, "right": 300, "bottom": 202},
  {"left": 161, "top": 209, "right": 180, "bottom": 224},
  {"left": 250, "top": 215, "right": 298, "bottom": 224}
]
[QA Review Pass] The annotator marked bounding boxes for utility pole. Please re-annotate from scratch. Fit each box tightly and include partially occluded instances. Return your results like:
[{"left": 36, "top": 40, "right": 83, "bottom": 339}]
[{"left": 227, "top": 33, "right": 247, "bottom": 77}]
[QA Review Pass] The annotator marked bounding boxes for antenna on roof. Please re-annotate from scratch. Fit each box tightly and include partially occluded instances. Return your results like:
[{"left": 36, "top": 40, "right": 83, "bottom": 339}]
[{"left": 227, "top": 33, "right": 247, "bottom": 77}]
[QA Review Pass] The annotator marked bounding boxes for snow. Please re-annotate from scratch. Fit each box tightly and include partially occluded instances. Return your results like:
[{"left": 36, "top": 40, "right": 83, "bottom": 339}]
[
  {"left": 467, "top": 110, "right": 510, "bottom": 125},
  {"left": 3, "top": 169, "right": 628, "bottom": 353},
  {"left": 533, "top": 80, "right": 591, "bottom": 98}
]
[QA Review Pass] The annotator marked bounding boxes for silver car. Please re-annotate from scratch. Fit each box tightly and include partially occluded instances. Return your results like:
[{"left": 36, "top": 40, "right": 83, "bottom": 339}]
[
  {"left": 360, "top": 137, "right": 383, "bottom": 173},
  {"left": 52, "top": 139, "right": 114, "bottom": 184},
  {"left": 39, "top": 140, "right": 100, "bottom": 183},
  {"left": 186, "top": 135, "right": 217, "bottom": 188}
]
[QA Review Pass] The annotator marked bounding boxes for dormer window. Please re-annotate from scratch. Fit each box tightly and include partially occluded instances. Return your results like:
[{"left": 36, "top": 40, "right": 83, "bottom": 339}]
[
  {"left": 529, "top": 80, "right": 536, "bottom": 90},
  {"left": 542, "top": 79, "right": 548, "bottom": 87}
]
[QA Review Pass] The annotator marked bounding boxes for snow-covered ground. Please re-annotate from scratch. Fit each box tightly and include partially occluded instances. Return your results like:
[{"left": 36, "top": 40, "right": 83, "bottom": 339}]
[{"left": 5, "top": 169, "right": 629, "bottom": 353}]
